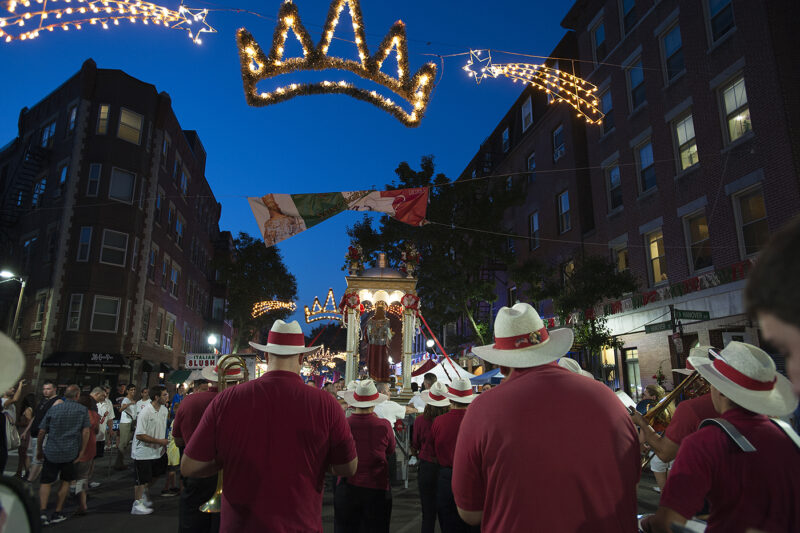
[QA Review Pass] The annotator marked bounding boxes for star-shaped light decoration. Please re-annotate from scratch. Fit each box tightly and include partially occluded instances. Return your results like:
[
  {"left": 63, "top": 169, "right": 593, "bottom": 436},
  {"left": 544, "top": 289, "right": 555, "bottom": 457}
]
[
  {"left": 462, "top": 49, "right": 496, "bottom": 84},
  {"left": 172, "top": 5, "right": 215, "bottom": 44}
]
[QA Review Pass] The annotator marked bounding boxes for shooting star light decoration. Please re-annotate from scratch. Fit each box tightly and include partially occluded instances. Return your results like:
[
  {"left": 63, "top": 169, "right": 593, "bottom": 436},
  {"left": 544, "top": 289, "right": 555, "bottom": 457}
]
[
  {"left": 0, "top": 0, "right": 215, "bottom": 44},
  {"left": 465, "top": 49, "right": 603, "bottom": 125}
]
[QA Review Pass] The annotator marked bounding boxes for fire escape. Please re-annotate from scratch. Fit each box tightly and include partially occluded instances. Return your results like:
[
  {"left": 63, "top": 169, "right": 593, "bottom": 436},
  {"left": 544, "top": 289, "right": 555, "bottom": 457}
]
[{"left": 0, "top": 143, "right": 51, "bottom": 249}]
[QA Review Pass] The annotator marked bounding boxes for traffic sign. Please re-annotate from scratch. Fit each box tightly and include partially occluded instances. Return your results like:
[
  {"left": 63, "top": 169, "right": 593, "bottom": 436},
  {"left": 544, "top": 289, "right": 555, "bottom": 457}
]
[
  {"left": 645, "top": 320, "right": 673, "bottom": 334},
  {"left": 674, "top": 309, "right": 710, "bottom": 321}
]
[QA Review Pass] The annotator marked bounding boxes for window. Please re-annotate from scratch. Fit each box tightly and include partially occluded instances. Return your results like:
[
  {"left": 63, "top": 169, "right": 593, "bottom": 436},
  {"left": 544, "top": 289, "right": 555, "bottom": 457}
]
[
  {"left": 613, "top": 246, "right": 630, "bottom": 273},
  {"left": 100, "top": 229, "right": 128, "bottom": 266},
  {"left": 56, "top": 165, "right": 68, "bottom": 196},
  {"left": 507, "top": 237, "right": 516, "bottom": 256},
  {"left": 686, "top": 213, "right": 712, "bottom": 271},
  {"left": 67, "top": 105, "right": 77, "bottom": 133},
  {"left": 176, "top": 214, "right": 185, "bottom": 248},
  {"left": 521, "top": 97, "right": 533, "bottom": 132},
  {"left": 41, "top": 120, "right": 56, "bottom": 148},
  {"left": 621, "top": 0, "right": 637, "bottom": 35},
  {"left": 628, "top": 59, "right": 646, "bottom": 109},
  {"left": 96, "top": 104, "right": 110, "bottom": 135},
  {"left": 117, "top": 108, "right": 143, "bottom": 144},
  {"left": 155, "top": 189, "right": 163, "bottom": 222},
  {"left": 154, "top": 310, "right": 164, "bottom": 344},
  {"left": 109, "top": 168, "right": 135, "bottom": 203},
  {"left": 553, "top": 125, "right": 565, "bottom": 162},
  {"left": 558, "top": 191, "right": 571, "bottom": 233},
  {"left": 162, "top": 135, "right": 171, "bottom": 161},
  {"left": 90, "top": 296, "right": 120, "bottom": 332},
  {"left": 721, "top": 76, "right": 751, "bottom": 143},
  {"left": 131, "top": 237, "right": 140, "bottom": 271},
  {"left": 46, "top": 226, "right": 58, "bottom": 262},
  {"left": 168, "top": 203, "right": 176, "bottom": 230},
  {"left": 32, "top": 179, "right": 46, "bottom": 208},
  {"left": 67, "top": 294, "right": 83, "bottom": 331},
  {"left": 527, "top": 152, "right": 536, "bottom": 183},
  {"left": 708, "top": 0, "right": 734, "bottom": 42},
  {"left": 213, "top": 297, "right": 225, "bottom": 321},
  {"left": 170, "top": 265, "right": 180, "bottom": 298},
  {"left": 180, "top": 171, "right": 188, "bottom": 196},
  {"left": 601, "top": 90, "right": 614, "bottom": 134},
  {"left": 147, "top": 244, "right": 158, "bottom": 281},
  {"left": 173, "top": 156, "right": 182, "bottom": 182},
  {"left": 736, "top": 187, "right": 768, "bottom": 256},
  {"left": 646, "top": 230, "right": 668, "bottom": 284},
  {"left": 21, "top": 235, "right": 37, "bottom": 271},
  {"left": 164, "top": 315, "right": 176, "bottom": 348},
  {"left": 502, "top": 127, "right": 510, "bottom": 153},
  {"left": 33, "top": 293, "right": 46, "bottom": 331},
  {"left": 77, "top": 226, "right": 92, "bottom": 262},
  {"left": 161, "top": 255, "right": 170, "bottom": 290},
  {"left": 529, "top": 211, "right": 540, "bottom": 250},
  {"left": 662, "top": 25, "right": 684, "bottom": 82},
  {"left": 607, "top": 164, "right": 623, "bottom": 210},
  {"left": 141, "top": 303, "right": 151, "bottom": 341},
  {"left": 86, "top": 164, "right": 101, "bottom": 197},
  {"left": 593, "top": 21, "right": 607, "bottom": 62},
  {"left": 675, "top": 114, "right": 699, "bottom": 170},
  {"left": 637, "top": 142, "right": 656, "bottom": 192}
]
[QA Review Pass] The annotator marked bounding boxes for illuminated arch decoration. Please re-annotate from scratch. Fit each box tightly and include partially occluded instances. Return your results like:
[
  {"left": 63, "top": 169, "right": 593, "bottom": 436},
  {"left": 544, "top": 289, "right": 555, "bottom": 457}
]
[
  {"left": 305, "top": 288, "right": 343, "bottom": 324},
  {"left": 251, "top": 299, "right": 297, "bottom": 319},
  {"left": 236, "top": 0, "right": 437, "bottom": 127},
  {"left": 464, "top": 49, "right": 603, "bottom": 125},
  {"left": 0, "top": 0, "right": 214, "bottom": 44}
]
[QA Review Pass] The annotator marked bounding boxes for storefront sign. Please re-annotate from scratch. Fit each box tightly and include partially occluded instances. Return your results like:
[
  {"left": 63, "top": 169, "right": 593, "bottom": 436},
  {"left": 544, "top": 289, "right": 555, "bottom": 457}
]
[
  {"left": 185, "top": 354, "right": 218, "bottom": 369},
  {"left": 674, "top": 309, "right": 710, "bottom": 321}
]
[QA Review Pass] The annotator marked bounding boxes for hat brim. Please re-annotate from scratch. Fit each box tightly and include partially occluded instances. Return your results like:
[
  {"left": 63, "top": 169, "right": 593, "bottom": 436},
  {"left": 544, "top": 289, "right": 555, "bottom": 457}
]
[
  {"left": 340, "top": 391, "right": 388, "bottom": 408},
  {"left": 688, "top": 355, "right": 798, "bottom": 417},
  {"left": 249, "top": 341, "right": 320, "bottom": 355},
  {"left": 672, "top": 368, "right": 694, "bottom": 376},
  {"left": 420, "top": 390, "right": 451, "bottom": 407},
  {"left": 445, "top": 392, "right": 475, "bottom": 404},
  {"left": 0, "top": 332, "right": 24, "bottom": 392},
  {"left": 472, "top": 327, "right": 574, "bottom": 368},
  {"left": 200, "top": 366, "right": 246, "bottom": 382}
]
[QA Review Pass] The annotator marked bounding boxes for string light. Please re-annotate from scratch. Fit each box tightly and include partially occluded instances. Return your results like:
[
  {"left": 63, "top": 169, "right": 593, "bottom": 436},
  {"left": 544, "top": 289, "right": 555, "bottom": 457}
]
[
  {"left": 305, "top": 288, "right": 343, "bottom": 324},
  {"left": 236, "top": 0, "right": 437, "bottom": 127},
  {"left": 0, "top": 0, "right": 215, "bottom": 44},
  {"left": 251, "top": 299, "right": 297, "bottom": 318},
  {"left": 464, "top": 49, "right": 604, "bottom": 125}
]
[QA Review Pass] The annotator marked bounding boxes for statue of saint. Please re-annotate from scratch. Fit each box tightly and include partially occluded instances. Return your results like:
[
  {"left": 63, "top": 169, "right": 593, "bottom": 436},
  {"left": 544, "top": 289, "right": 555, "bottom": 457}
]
[{"left": 365, "top": 301, "right": 393, "bottom": 382}]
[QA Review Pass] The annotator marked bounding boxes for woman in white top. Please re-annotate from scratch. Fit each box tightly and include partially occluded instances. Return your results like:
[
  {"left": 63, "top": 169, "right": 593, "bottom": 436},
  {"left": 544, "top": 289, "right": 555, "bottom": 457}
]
[{"left": 114, "top": 384, "right": 138, "bottom": 469}]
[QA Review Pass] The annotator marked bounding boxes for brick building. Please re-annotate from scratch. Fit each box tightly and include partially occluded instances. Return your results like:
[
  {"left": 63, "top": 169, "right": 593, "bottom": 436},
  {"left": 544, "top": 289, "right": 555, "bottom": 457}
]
[{"left": 0, "top": 59, "right": 232, "bottom": 391}]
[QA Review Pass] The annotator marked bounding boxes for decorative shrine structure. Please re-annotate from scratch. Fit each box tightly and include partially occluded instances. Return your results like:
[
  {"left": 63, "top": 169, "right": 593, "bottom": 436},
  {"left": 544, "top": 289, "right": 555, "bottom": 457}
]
[{"left": 341, "top": 253, "right": 419, "bottom": 387}]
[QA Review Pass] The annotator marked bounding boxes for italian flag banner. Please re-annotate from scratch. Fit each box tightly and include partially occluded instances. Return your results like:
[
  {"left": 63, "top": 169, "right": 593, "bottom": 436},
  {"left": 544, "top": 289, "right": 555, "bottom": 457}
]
[{"left": 249, "top": 188, "right": 429, "bottom": 247}]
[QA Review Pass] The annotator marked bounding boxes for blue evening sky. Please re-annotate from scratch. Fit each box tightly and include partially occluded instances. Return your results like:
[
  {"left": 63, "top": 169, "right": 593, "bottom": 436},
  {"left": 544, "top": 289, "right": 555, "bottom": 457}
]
[{"left": 1, "top": 0, "right": 566, "bottom": 330}]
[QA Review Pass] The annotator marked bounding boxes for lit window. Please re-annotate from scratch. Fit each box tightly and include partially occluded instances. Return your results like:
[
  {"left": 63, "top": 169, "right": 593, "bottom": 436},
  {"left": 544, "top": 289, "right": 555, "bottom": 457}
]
[
  {"left": 558, "top": 191, "right": 571, "bottom": 233},
  {"left": 686, "top": 213, "right": 712, "bottom": 271},
  {"left": 613, "top": 246, "right": 629, "bottom": 273},
  {"left": 41, "top": 121, "right": 56, "bottom": 148},
  {"left": 736, "top": 188, "right": 768, "bottom": 256},
  {"left": 67, "top": 294, "right": 83, "bottom": 331},
  {"left": 662, "top": 25, "right": 684, "bottom": 82},
  {"left": 109, "top": 168, "right": 135, "bottom": 203},
  {"left": 675, "top": 114, "right": 699, "bottom": 170},
  {"left": 637, "top": 142, "right": 656, "bottom": 192},
  {"left": 100, "top": 229, "right": 128, "bottom": 267},
  {"left": 67, "top": 106, "right": 77, "bottom": 132},
  {"left": 607, "top": 164, "right": 622, "bottom": 210},
  {"left": 170, "top": 265, "right": 180, "bottom": 297},
  {"left": 708, "top": 0, "right": 734, "bottom": 42},
  {"left": 164, "top": 315, "right": 176, "bottom": 348},
  {"left": 32, "top": 179, "right": 46, "bottom": 208},
  {"left": 593, "top": 22, "right": 607, "bottom": 62},
  {"left": 553, "top": 125, "right": 565, "bottom": 162},
  {"left": 529, "top": 211, "right": 540, "bottom": 250},
  {"left": 628, "top": 59, "right": 646, "bottom": 109},
  {"left": 722, "top": 76, "right": 751, "bottom": 143},
  {"left": 621, "top": 0, "right": 637, "bottom": 34},
  {"left": 601, "top": 90, "right": 614, "bottom": 134},
  {"left": 76, "top": 226, "right": 92, "bottom": 262},
  {"left": 90, "top": 296, "right": 120, "bottom": 332},
  {"left": 647, "top": 230, "right": 668, "bottom": 284},
  {"left": 117, "top": 108, "right": 143, "bottom": 145},
  {"left": 86, "top": 164, "right": 101, "bottom": 197},
  {"left": 176, "top": 215, "right": 185, "bottom": 248},
  {"left": 96, "top": 105, "right": 110, "bottom": 135},
  {"left": 521, "top": 97, "right": 533, "bottom": 132}
]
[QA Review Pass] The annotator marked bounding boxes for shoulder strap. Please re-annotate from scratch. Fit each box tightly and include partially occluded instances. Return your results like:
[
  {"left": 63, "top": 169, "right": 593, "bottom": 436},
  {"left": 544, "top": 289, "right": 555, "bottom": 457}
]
[
  {"left": 769, "top": 418, "right": 800, "bottom": 450},
  {"left": 698, "top": 418, "right": 757, "bottom": 452}
]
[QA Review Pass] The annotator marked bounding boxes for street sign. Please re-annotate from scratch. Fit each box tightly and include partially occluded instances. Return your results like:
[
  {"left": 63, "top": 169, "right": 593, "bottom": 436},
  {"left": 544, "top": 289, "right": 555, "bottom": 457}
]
[
  {"left": 645, "top": 320, "right": 673, "bottom": 334},
  {"left": 674, "top": 309, "right": 710, "bottom": 321}
]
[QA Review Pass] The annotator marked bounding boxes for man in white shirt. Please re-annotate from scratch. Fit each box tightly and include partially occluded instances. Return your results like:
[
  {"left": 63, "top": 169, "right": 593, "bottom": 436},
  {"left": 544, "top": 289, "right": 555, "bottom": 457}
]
[
  {"left": 115, "top": 385, "right": 138, "bottom": 470},
  {"left": 88, "top": 387, "right": 112, "bottom": 488},
  {"left": 373, "top": 382, "right": 413, "bottom": 423},
  {"left": 131, "top": 386, "right": 169, "bottom": 516},
  {"left": 135, "top": 388, "right": 150, "bottom": 419}
]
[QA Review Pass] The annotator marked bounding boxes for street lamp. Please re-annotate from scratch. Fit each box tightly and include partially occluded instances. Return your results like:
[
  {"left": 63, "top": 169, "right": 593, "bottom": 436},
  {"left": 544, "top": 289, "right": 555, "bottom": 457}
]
[
  {"left": 426, "top": 339, "right": 435, "bottom": 349},
  {"left": 1, "top": 270, "right": 26, "bottom": 337},
  {"left": 207, "top": 334, "right": 218, "bottom": 354}
]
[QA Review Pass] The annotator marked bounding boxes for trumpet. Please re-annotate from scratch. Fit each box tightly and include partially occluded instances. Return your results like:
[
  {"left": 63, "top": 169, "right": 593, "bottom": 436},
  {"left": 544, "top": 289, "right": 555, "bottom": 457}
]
[{"left": 200, "top": 355, "right": 250, "bottom": 514}]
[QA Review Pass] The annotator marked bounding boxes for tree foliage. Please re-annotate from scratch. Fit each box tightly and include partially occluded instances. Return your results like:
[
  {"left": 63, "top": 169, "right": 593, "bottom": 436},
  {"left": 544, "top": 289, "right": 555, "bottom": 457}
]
[{"left": 215, "top": 232, "right": 298, "bottom": 352}]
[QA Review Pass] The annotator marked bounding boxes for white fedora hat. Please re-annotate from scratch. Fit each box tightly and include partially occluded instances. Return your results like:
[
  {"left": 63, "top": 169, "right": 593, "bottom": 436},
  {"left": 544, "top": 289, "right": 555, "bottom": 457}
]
[
  {"left": 557, "top": 357, "right": 593, "bottom": 378},
  {"left": 340, "top": 379, "right": 388, "bottom": 408},
  {"left": 444, "top": 377, "right": 476, "bottom": 404},
  {"left": 472, "top": 303, "right": 574, "bottom": 368},
  {"left": 688, "top": 341, "right": 797, "bottom": 417},
  {"left": 249, "top": 319, "right": 321, "bottom": 355},
  {"left": 673, "top": 346, "right": 712, "bottom": 376},
  {"left": 420, "top": 381, "right": 451, "bottom": 407},
  {"left": 200, "top": 362, "right": 246, "bottom": 382},
  {"left": 0, "top": 332, "right": 25, "bottom": 392},
  {"left": 337, "top": 380, "right": 360, "bottom": 398}
]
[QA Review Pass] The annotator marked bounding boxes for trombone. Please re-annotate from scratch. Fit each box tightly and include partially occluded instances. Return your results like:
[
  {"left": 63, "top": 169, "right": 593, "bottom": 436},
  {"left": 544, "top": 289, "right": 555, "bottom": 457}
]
[{"left": 200, "top": 354, "right": 250, "bottom": 513}]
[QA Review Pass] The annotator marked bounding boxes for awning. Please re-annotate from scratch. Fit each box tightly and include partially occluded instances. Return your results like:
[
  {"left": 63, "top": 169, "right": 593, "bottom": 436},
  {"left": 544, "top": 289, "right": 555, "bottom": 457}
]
[
  {"left": 42, "top": 351, "right": 129, "bottom": 368},
  {"left": 470, "top": 367, "right": 504, "bottom": 385},
  {"left": 167, "top": 370, "right": 191, "bottom": 384},
  {"left": 141, "top": 360, "right": 156, "bottom": 372},
  {"left": 411, "top": 359, "right": 436, "bottom": 377}
]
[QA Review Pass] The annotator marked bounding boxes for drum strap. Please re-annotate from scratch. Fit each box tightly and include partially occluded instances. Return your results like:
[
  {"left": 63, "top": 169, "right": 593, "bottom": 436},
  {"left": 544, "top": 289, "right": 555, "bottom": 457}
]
[
  {"left": 769, "top": 418, "right": 800, "bottom": 450},
  {"left": 699, "top": 418, "right": 756, "bottom": 452}
]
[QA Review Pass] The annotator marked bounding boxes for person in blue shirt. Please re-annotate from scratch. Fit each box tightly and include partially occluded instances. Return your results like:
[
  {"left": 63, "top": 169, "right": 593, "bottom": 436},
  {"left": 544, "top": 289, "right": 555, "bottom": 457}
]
[{"left": 170, "top": 385, "right": 185, "bottom": 418}]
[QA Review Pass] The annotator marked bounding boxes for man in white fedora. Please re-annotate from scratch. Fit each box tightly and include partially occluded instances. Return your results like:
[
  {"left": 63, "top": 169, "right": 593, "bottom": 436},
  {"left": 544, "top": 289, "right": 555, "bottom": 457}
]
[
  {"left": 452, "top": 303, "right": 640, "bottom": 532},
  {"left": 335, "top": 380, "right": 395, "bottom": 532},
  {"left": 557, "top": 357, "right": 594, "bottom": 378},
  {"left": 414, "top": 381, "right": 451, "bottom": 533},
  {"left": 181, "top": 320, "right": 357, "bottom": 532},
  {"left": 642, "top": 342, "right": 800, "bottom": 533}
]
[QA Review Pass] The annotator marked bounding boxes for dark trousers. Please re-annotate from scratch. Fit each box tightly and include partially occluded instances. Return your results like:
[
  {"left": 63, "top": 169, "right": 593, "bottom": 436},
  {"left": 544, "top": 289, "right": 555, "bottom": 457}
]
[
  {"left": 179, "top": 475, "right": 220, "bottom": 533},
  {"left": 418, "top": 460, "right": 439, "bottom": 533},
  {"left": 437, "top": 467, "right": 480, "bottom": 533},
  {"left": 0, "top": 418, "right": 7, "bottom": 473},
  {"left": 334, "top": 481, "right": 392, "bottom": 533}
]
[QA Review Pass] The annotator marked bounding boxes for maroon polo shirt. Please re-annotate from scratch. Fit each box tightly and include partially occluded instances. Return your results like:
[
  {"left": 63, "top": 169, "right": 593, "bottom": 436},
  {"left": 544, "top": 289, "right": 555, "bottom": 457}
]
[
  {"left": 661, "top": 407, "right": 800, "bottom": 532},
  {"left": 344, "top": 413, "right": 395, "bottom": 491},
  {"left": 452, "top": 363, "right": 640, "bottom": 533},
  {"left": 431, "top": 408, "right": 467, "bottom": 468},
  {"left": 172, "top": 390, "right": 216, "bottom": 446},
  {"left": 412, "top": 414, "right": 436, "bottom": 463},
  {"left": 664, "top": 393, "right": 717, "bottom": 445},
  {"left": 185, "top": 371, "right": 356, "bottom": 533}
]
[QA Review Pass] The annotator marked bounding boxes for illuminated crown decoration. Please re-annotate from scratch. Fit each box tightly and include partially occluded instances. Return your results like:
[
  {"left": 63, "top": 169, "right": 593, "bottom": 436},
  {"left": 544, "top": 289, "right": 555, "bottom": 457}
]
[
  {"left": 305, "top": 288, "right": 343, "bottom": 324},
  {"left": 251, "top": 299, "right": 297, "bottom": 318},
  {"left": 0, "top": 0, "right": 214, "bottom": 43},
  {"left": 236, "top": 0, "right": 437, "bottom": 127}
]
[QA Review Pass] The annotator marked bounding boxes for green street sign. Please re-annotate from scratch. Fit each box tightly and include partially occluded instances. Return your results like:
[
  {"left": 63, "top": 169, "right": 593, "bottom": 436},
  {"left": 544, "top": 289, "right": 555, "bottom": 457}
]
[
  {"left": 674, "top": 309, "right": 710, "bottom": 321},
  {"left": 645, "top": 320, "right": 673, "bottom": 334}
]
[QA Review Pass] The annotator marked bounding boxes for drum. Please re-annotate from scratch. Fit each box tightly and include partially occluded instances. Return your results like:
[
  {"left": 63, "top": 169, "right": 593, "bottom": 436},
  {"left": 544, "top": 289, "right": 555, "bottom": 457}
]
[{"left": 638, "top": 514, "right": 706, "bottom": 532}]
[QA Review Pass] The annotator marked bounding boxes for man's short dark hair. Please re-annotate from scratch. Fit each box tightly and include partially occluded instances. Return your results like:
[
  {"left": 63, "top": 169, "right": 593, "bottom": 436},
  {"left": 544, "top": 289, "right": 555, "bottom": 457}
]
[
  {"left": 149, "top": 385, "right": 165, "bottom": 399},
  {"left": 194, "top": 379, "right": 209, "bottom": 386},
  {"left": 411, "top": 382, "right": 419, "bottom": 393},
  {"left": 43, "top": 380, "right": 55, "bottom": 387},
  {"left": 64, "top": 384, "right": 80, "bottom": 400},
  {"left": 423, "top": 373, "right": 437, "bottom": 385},
  {"left": 746, "top": 215, "right": 800, "bottom": 329}
]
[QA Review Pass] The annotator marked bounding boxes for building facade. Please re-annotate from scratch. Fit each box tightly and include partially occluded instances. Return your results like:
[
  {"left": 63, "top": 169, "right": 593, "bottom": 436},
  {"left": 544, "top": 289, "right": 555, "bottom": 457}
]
[{"left": 0, "top": 59, "right": 231, "bottom": 391}]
